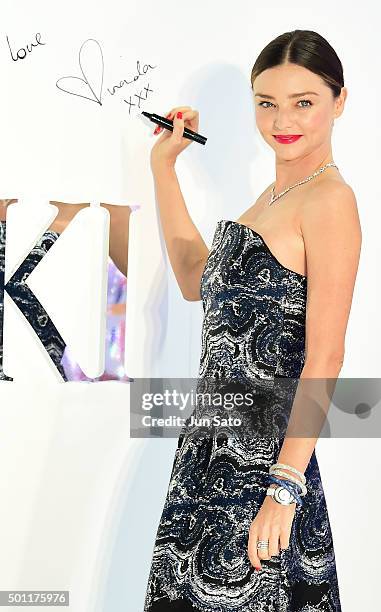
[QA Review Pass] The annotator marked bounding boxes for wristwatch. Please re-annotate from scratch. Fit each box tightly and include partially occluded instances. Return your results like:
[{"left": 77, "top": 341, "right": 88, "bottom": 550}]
[{"left": 266, "top": 485, "right": 296, "bottom": 505}]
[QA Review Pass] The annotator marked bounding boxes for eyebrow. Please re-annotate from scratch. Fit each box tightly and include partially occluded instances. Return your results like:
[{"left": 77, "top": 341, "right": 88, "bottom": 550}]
[{"left": 254, "top": 91, "right": 319, "bottom": 99}]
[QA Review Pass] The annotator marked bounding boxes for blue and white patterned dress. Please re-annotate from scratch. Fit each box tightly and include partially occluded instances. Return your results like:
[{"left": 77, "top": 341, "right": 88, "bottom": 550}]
[{"left": 144, "top": 219, "right": 342, "bottom": 612}]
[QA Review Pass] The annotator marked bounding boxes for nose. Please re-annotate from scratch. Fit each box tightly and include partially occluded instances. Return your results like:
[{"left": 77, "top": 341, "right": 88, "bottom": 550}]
[{"left": 273, "top": 109, "right": 294, "bottom": 131}]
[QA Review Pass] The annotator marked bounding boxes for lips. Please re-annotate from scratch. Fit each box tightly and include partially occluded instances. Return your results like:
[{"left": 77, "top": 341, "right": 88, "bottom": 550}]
[{"left": 273, "top": 135, "right": 302, "bottom": 144}]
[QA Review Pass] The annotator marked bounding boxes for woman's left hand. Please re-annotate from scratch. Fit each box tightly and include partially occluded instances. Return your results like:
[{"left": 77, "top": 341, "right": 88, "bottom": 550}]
[{"left": 247, "top": 492, "right": 296, "bottom": 570}]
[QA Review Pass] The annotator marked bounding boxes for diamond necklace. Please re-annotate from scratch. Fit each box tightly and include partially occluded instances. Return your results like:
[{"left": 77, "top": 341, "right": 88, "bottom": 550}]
[{"left": 268, "top": 161, "right": 338, "bottom": 206}]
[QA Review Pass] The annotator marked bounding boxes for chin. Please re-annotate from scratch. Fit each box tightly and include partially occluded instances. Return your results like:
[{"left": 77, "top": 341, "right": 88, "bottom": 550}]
[{"left": 272, "top": 149, "right": 302, "bottom": 160}]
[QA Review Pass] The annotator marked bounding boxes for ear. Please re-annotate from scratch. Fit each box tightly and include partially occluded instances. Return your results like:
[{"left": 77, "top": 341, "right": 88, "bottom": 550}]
[{"left": 334, "top": 86, "right": 347, "bottom": 119}]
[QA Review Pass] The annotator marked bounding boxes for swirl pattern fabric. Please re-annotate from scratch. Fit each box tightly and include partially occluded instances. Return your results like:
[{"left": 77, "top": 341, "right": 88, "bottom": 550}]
[{"left": 144, "top": 220, "right": 342, "bottom": 611}]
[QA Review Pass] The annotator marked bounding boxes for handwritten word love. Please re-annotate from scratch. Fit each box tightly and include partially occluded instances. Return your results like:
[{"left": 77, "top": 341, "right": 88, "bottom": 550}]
[{"left": 6, "top": 32, "right": 46, "bottom": 62}]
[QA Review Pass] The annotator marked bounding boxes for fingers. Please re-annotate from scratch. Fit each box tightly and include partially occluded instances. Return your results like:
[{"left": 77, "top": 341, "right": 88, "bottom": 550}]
[
  {"left": 248, "top": 525, "right": 285, "bottom": 571},
  {"left": 247, "top": 524, "right": 260, "bottom": 569},
  {"left": 257, "top": 532, "right": 271, "bottom": 562},
  {"left": 153, "top": 109, "right": 181, "bottom": 135},
  {"left": 247, "top": 534, "right": 262, "bottom": 570},
  {"left": 176, "top": 110, "right": 199, "bottom": 123},
  {"left": 153, "top": 107, "right": 198, "bottom": 135},
  {"left": 268, "top": 531, "right": 281, "bottom": 558},
  {"left": 279, "top": 528, "right": 290, "bottom": 551},
  {"left": 153, "top": 111, "right": 172, "bottom": 135},
  {"left": 171, "top": 111, "right": 185, "bottom": 142},
  {"left": 248, "top": 525, "right": 272, "bottom": 570},
  {"left": 171, "top": 109, "right": 199, "bottom": 142},
  {"left": 166, "top": 106, "right": 193, "bottom": 117}
]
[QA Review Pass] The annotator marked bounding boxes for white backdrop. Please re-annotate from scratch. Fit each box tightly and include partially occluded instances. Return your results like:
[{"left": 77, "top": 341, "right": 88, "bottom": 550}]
[{"left": 0, "top": 0, "right": 380, "bottom": 610}]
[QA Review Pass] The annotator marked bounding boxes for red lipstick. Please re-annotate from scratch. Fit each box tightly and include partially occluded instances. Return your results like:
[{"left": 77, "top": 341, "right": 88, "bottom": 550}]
[{"left": 273, "top": 135, "right": 302, "bottom": 144}]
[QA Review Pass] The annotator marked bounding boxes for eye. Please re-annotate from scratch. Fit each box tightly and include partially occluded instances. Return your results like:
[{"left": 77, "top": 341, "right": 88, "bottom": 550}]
[
  {"left": 257, "top": 99, "right": 313, "bottom": 109},
  {"left": 257, "top": 101, "right": 274, "bottom": 108},
  {"left": 297, "top": 99, "right": 312, "bottom": 107}
]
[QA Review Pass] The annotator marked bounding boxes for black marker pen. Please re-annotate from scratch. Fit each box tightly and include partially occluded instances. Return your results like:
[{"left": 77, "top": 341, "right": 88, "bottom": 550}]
[{"left": 141, "top": 111, "right": 207, "bottom": 145}]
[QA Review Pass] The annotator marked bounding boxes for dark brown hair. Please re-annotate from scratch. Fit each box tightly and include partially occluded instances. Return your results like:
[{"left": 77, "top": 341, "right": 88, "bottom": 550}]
[{"left": 250, "top": 29, "right": 344, "bottom": 98}]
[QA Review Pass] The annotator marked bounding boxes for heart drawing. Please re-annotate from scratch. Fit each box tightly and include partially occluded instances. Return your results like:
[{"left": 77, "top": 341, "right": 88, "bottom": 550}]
[{"left": 56, "top": 38, "right": 104, "bottom": 105}]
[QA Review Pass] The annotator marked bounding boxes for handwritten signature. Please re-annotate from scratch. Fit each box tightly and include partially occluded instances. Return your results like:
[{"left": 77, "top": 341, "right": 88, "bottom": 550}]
[
  {"left": 6, "top": 33, "right": 157, "bottom": 113},
  {"left": 107, "top": 59, "right": 157, "bottom": 96},
  {"left": 56, "top": 38, "right": 157, "bottom": 111}
]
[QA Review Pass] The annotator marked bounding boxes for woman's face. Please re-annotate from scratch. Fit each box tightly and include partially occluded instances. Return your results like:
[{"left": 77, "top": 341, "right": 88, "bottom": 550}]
[{"left": 252, "top": 62, "right": 346, "bottom": 161}]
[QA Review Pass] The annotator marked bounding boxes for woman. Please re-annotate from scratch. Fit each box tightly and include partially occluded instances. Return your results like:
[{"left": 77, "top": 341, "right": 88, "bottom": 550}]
[{"left": 144, "top": 29, "right": 361, "bottom": 611}]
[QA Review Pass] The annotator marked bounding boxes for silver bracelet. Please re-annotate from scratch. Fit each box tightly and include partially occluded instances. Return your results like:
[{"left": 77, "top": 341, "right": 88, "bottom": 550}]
[
  {"left": 270, "top": 462, "right": 306, "bottom": 485},
  {"left": 269, "top": 469, "right": 307, "bottom": 496}
]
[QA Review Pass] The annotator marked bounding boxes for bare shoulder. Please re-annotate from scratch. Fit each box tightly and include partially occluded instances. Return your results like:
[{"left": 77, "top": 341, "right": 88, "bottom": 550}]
[
  {"left": 303, "top": 176, "right": 358, "bottom": 213},
  {"left": 300, "top": 176, "right": 361, "bottom": 242}
]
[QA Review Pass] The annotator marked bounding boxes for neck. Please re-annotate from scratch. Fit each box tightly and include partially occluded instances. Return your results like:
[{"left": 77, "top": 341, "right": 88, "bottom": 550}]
[{"left": 274, "top": 145, "right": 334, "bottom": 193}]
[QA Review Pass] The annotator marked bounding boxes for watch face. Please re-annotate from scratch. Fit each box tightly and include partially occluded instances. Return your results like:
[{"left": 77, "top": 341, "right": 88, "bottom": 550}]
[{"left": 275, "top": 486, "right": 293, "bottom": 505}]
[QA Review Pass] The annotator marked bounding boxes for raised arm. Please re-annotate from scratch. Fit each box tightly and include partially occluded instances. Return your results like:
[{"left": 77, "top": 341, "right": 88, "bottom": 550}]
[{"left": 150, "top": 107, "right": 209, "bottom": 301}]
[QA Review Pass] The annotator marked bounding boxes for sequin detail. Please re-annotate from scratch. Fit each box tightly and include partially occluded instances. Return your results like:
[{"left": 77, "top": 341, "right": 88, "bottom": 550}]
[{"left": 144, "top": 220, "right": 342, "bottom": 611}]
